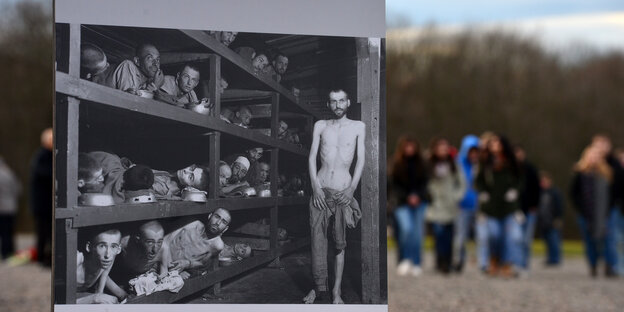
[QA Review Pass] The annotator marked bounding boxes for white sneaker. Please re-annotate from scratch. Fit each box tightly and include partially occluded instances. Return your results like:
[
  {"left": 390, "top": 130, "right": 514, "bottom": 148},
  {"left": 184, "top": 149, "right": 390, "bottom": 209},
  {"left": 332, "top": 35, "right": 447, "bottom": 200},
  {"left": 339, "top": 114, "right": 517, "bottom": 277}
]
[
  {"left": 411, "top": 265, "right": 423, "bottom": 277},
  {"left": 397, "top": 260, "right": 413, "bottom": 276}
]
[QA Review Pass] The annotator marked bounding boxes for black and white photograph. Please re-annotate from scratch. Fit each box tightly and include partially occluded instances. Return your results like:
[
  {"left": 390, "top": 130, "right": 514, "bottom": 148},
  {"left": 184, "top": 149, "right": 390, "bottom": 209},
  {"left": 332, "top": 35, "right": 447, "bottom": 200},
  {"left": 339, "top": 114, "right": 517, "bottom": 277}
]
[{"left": 53, "top": 1, "right": 386, "bottom": 310}]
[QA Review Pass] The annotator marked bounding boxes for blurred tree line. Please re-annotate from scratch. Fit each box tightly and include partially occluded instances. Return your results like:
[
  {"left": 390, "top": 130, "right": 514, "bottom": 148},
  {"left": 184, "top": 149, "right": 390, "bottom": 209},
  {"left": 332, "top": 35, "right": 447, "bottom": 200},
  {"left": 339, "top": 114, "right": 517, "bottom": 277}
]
[
  {"left": 387, "top": 28, "right": 624, "bottom": 239},
  {"left": 0, "top": 1, "right": 52, "bottom": 232}
]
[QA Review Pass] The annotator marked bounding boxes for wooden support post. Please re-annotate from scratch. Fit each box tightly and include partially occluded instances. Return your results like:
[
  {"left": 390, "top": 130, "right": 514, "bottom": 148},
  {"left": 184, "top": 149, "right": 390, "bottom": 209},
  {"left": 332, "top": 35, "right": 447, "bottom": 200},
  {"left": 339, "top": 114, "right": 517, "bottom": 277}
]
[
  {"left": 270, "top": 93, "right": 279, "bottom": 257},
  {"left": 208, "top": 132, "right": 221, "bottom": 200},
  {"left": 68, "top": 24, "right": 81, "bottom": 78},
  {"left": 62, "top": 23, "right": 82, "bottom": 304},
  {"left": 357, "top": 37, "right": 381, "bottom": 304},
  {"left": 64, "top": 219, "right": 78, "bottom": 304},
  {"left": 209, "top": 54, "right": 221, "bottom": 118}
]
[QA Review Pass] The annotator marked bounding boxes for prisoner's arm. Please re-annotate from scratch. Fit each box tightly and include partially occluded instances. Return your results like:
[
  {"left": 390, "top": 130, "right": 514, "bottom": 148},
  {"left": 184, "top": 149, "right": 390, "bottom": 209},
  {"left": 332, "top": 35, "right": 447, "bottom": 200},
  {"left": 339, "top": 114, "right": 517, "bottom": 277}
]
[
  {"left": 349, "top": 122, "right": 366, "bottom": 192},
  {"left": 76, "top": 293, "right": 98, "bottom": 304},
  {"left": 308, "top": 121, "right": 328, "bottom": 210},
  {"left": 96, "top": 267, "right": 110, "bottom": 294},
  {"left": 221, "top": 181, "right": 250, "bottom": 194},
  {"left": 105, "top": 277, "right": 128, "bottom": 301},
  {"left": 159, "top": 242, "right": 171, "bottom": 277}
]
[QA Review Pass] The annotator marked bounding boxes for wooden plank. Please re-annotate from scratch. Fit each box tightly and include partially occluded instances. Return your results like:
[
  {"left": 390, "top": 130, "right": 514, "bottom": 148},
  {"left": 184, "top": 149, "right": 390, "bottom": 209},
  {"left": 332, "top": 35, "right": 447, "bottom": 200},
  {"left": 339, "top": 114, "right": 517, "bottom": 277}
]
[
  {"left": 65, "top": 219, "right": 77, "bottom": 304},
  {"left": 127, "top": 252, "right": 275, "bottom": 304},
  {"left": 160, "top": 52, "right": 212, "bottom": 65},
  {"left": 59, "top": 197, "right": 309, "bottom": 227},
  {"left": 55, "top": 72, "right": 310, "bottom": 157},
  {"left": 68, "top": 24, "right": 80, "bottom": 77},
  {"left": 270, "top": 93, "right": 280, "bottom": 256},
  {"left": 223, "top": 237, "right": 271, "bottom": 251},
  {"left": 209, "top": 54, "right": 221, "bottom": 118},
  {"left": 178, "top": 29, "right": 321, "bottom": 119},
  {"left": 55, "top": 208, "right": 76, "bottom": 219},
  {"left": 208, "top": 132, "right": 220, "bottom": 199},
  {"left": 357, "top": 38, "right": 381, "bottom": 304},
  {"left": 222, "top": 89, "right": 273, "bottom": 100},
  {"left": 240, "top": 104, "right": 311, "bottom": 120},
  {"left": 66, "top": 97, "right": 80, "bottom": 211},
  {"left": 67, "top": 197, "right": 285, "bottom": 227}
]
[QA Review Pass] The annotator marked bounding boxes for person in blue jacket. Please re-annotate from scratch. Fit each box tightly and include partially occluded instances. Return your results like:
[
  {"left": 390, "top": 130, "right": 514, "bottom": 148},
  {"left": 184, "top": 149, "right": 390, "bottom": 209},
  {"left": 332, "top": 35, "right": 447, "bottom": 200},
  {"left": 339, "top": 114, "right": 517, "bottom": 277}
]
[{"left": 452, "top": 135, "right": 480, "bottom": 272}]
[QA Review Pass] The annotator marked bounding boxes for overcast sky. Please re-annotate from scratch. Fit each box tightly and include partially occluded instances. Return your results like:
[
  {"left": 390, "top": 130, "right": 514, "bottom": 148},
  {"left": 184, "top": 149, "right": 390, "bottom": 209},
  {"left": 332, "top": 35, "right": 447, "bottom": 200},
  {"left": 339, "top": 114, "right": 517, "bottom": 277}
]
[{"left": 387, "top": 0, "right": 624, "bottom": 53}]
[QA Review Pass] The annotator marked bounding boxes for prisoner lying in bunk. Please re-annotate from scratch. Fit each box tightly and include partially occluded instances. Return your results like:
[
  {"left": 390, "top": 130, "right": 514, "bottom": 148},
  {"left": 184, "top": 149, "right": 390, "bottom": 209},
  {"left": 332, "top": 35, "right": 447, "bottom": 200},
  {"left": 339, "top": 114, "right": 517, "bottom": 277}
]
[
  {"left": 218, "top": 243, "right": 252, "bottom": 267},
  {"left": 78, "top": 152, "right": 210, "bottom": 204}
]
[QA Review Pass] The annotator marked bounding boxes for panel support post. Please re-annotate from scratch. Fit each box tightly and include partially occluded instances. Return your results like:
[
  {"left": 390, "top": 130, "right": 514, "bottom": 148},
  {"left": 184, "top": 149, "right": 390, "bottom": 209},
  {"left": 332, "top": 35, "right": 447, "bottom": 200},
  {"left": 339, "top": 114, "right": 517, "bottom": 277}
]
[{"left": 357, "top": 37, "right": 381, "bottom": 304}]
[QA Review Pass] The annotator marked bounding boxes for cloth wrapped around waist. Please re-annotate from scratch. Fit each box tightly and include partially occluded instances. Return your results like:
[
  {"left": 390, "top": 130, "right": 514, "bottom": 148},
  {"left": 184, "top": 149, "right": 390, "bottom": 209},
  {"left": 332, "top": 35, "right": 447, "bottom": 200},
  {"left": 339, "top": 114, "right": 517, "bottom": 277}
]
[{"left": 322, "top": 188, "right": 362, "bottom": 229}]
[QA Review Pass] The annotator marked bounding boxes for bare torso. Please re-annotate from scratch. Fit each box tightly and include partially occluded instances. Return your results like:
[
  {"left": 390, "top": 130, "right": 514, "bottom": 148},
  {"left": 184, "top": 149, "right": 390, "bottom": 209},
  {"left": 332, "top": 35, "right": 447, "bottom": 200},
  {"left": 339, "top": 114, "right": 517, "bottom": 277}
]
[
  {"left": 164, "top": 220, "right": 223, "bottom": 265},
  {"left": 316, "top": 119, "right": 363, "bottom": 190}
]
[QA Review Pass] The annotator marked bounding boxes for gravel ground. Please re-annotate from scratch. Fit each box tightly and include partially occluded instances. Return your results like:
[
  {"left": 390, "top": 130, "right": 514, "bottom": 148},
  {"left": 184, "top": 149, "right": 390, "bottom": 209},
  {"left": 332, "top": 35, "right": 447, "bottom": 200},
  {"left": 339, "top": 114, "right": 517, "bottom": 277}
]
[
  {"left": 0, "top": 262, "right": 51, "bottom": 312},
  {"left": 388, "top": 250, "right": 624, "bottom": 312},
  {"left": 3, "top": 233, "right": 623, "bottom": 312}
]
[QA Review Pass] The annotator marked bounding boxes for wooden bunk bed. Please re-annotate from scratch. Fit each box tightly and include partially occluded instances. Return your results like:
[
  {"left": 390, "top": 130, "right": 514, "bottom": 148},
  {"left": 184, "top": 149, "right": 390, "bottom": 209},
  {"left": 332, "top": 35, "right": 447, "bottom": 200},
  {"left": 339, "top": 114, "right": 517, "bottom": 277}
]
[{"left": 54, "top": 23, "right": 383, "bottom": 304}]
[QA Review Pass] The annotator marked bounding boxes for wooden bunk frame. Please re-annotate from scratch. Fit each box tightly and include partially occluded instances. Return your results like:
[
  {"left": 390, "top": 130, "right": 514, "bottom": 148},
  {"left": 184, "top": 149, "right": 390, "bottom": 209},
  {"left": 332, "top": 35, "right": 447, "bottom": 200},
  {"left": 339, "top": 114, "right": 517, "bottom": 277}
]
[{"left": 54, "top": 24, "right": 382, "bottom": 304}]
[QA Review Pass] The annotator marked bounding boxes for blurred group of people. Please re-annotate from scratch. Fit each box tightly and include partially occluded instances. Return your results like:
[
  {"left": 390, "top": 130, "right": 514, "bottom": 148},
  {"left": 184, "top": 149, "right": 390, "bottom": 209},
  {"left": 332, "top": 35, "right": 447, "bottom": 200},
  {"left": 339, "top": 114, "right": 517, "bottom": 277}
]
[
  {"left": 0, "top": 128, "right": 53, "bottom": 267},
  {"left": 571, "top": 134, "right": 624, "bottom": 277},
  {"left": 389, "top": 132, "right": 566, "bottom": 278}
]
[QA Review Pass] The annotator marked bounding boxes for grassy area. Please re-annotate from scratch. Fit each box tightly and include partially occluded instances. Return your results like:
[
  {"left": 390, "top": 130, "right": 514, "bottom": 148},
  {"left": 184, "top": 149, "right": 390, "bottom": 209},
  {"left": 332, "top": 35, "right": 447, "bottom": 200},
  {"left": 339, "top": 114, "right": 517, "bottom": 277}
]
[{"left": 387, "top": 236, "right": 585, "bottom": 257}]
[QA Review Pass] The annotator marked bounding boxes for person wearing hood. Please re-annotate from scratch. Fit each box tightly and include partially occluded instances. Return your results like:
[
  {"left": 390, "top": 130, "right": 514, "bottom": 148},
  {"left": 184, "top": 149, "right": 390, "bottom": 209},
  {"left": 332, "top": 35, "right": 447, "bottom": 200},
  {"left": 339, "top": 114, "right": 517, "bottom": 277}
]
[{"left": 452, "top": 135, "right": 480, "bottom": 272}]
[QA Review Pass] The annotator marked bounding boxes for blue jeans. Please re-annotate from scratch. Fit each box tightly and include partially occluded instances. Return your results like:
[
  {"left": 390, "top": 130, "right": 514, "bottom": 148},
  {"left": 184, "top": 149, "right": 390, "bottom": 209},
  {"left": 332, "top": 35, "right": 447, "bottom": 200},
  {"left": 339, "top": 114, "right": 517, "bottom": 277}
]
[
  {"left": 578, "top": 216, "right": 611, "bottom": 268},
  {"left": 543, "top": 227, "right": 561, "bottom": 264},
  {"left": 394, "top": 204, "right": 426, "bottom": 266},
  {"left": 476, "top": 214, "right": 523, "bottom": 269},
  {"left": 605, "top": 209, "right": 619, "bottom": 270},
  {"left": 432, "top": 222, "right": 454, "bottom": 263},
  {"left": 610, "top": 209, "right": 624, "bottom": 274},
  {"left": 452, "top": 209, "right": 475, "bottom": 267},
  {"left": 520, "top": 211, "right": 537, "bottom": 269}
]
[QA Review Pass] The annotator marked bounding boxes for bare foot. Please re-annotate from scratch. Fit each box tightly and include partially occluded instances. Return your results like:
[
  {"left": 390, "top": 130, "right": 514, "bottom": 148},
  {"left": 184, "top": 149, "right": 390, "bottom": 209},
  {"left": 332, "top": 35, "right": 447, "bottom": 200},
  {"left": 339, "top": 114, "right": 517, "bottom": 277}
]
[
  {"left": 303, "top": 289, "right": 316, "bottom": 304},
  {"left": 332, "top": 295, "right": 344, "bottom": 304},
  {"left": 332, "top": 289, "right": 344, "bottom": 304}
]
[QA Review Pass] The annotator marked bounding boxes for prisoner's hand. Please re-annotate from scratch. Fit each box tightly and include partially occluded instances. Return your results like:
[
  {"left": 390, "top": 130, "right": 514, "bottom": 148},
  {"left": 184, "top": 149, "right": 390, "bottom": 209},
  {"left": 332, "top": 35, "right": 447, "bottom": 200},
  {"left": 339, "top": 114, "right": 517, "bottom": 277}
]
[
  {"left": 505, "top": 188, "right": 518, "bottom": 202},
  {"left": 334, "top": 188, "right": 353, "bottom": 206},
  {"left": 312, "top": 188, "right": 328, "bottom": 211},
  {"left": 94, "top": 293, "right": 119, "bottom": 304},
  {"left": 200, "top": 98, "right": 214, "bottom": 110},
  {"left": 180, "top": 271, "right": 190, "bottom": 280},
  {"left": 169, "top": 259, "right": 190, "bottom": 272},
  {"left": 153, "top": 69, "right": 165, "bottom": 88},
  {"left": 190, "top": 103, "right": 212, "bottom": 115}
]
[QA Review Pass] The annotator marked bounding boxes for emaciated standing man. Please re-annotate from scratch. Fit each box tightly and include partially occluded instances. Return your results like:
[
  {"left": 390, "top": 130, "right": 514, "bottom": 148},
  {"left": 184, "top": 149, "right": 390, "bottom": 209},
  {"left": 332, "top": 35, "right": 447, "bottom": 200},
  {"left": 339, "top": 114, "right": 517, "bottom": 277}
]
[{"left": 304, "top": 88, "right": 365, "bottom": 304}]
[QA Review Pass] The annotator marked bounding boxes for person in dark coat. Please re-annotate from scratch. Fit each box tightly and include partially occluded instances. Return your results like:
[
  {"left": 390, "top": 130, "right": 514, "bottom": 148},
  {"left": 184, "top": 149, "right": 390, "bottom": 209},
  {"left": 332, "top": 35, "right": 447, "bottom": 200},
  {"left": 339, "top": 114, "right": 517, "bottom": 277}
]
[
  {"left": 590, "top": 134, "right": 623, "bottom": 276},
  {"left": 389, "top": 135, "right": 428, "bottom": 277},
  {"left": 571, "top": 146, "right": 614, "bottom": 277},
  {"left": 515, "top": 146, "right": 541, "bottom": 275},
  {"left": 30, "top": 128, "right": 53, "bottom": 266},
  {"left": 537, "top": 171, "right": 564, "bottom": 266},
  {"left": 475, "top": 134, "right": 523, "bottom": 277}
]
